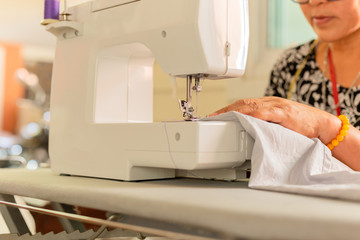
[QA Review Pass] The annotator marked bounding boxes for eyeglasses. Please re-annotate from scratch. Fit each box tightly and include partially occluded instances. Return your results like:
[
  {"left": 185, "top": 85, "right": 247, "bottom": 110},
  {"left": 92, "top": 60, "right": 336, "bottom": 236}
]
[{"left": 291, "top": 0, "right": 339, "bottom": 4}]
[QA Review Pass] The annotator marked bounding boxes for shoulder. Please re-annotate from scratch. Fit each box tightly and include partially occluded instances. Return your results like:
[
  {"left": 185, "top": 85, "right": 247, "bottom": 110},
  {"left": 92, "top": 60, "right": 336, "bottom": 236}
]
[
  {"left": 272, "top": 40, "right": 316, "bottom": 72},
  {"left": 284, "top": 40, "right": 316, "bottom": 58},
  {"left": 266, "top": 40, "right": 317, "bottom": 97}
]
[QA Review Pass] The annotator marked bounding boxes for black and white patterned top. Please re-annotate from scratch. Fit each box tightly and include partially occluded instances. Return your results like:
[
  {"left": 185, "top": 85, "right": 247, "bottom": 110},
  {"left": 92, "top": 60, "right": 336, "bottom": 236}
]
[{"left": 265, "top": 39, "right": 360, "bottom": 129}]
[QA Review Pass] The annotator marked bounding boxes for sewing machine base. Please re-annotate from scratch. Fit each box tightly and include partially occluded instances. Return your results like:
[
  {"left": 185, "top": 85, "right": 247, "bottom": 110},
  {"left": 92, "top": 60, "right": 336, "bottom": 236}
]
[
  {"left": 176, "top": 160, "right": 251, "bottom": 181},
  {"left": 51, "top": 121, "right": 254, "bottom": 181}
]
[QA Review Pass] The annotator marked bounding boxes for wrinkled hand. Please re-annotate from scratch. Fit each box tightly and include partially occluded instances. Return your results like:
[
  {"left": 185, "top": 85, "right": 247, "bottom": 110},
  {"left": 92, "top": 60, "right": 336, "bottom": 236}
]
[{"left": 210, "top": 97, "right": 340, "bottom": 144}]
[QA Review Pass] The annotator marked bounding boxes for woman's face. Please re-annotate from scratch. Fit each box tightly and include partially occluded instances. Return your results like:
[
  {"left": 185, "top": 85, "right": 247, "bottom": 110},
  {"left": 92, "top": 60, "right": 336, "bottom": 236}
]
[{"left": 300, "top": 0, "right": 360, "bottom": 42}]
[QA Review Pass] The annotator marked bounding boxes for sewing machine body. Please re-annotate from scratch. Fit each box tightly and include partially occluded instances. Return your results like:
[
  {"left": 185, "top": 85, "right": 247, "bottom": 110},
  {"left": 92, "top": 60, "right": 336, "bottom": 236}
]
[{"left": 47, "top": 0, "right": 251, "bottom": 180}]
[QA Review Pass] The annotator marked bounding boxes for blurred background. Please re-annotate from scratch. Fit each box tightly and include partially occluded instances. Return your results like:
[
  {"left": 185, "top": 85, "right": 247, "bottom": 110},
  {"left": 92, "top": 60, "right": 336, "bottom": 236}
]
[{"left": 0, "top": 0, "right": 56, "bottom": 171}]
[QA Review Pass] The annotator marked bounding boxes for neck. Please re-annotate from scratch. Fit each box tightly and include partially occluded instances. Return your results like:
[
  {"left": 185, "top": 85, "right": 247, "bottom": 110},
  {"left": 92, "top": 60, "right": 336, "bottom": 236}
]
[
  {"left": 326, "top": 29, "right": 360, "bottom": 54},
  {"left": 316, "top": 30, "right": 360, "bottom": 88}
]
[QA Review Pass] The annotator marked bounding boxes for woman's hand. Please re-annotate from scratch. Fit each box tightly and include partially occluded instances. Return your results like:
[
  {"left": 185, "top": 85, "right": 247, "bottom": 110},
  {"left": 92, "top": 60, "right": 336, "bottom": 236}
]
[{"left": 210, "top": 97, "right": 341, "bottom": 144}]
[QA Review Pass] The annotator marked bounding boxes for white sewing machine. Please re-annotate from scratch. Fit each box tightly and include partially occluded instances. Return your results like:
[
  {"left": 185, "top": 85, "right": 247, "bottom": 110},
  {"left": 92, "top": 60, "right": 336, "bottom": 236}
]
[{"left": 45, "top": 0, "right": 253, "bottom": 181}]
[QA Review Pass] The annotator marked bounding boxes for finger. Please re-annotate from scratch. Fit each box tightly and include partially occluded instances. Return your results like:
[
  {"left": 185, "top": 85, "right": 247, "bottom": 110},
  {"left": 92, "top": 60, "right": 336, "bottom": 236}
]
[
  {"left": 210, "top": 98, "right": 263, "bottom": 117},
  {"left": 209, "top": 106, "right": 231, "bottom": 116},
  {"left": 231, "top": 98, "right": 287, "bottom": 124}
]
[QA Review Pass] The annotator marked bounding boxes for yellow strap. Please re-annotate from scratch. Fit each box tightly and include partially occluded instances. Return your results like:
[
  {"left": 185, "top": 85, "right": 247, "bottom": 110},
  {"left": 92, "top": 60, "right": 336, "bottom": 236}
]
[{"left": 287, "top": 39, "right": 319, "bottom": 100}]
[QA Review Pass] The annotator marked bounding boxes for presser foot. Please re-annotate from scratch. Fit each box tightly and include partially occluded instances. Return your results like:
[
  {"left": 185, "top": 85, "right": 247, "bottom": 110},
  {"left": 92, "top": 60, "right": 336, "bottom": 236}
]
[{"left": 178, "top": 99, "right": 198, "bottom": 121}]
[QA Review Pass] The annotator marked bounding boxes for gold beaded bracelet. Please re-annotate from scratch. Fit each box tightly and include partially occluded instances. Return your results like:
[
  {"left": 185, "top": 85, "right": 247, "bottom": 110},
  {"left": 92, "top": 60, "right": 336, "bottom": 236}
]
[{"left": 326, "top": 115, "right": 350, "bottom": 150}]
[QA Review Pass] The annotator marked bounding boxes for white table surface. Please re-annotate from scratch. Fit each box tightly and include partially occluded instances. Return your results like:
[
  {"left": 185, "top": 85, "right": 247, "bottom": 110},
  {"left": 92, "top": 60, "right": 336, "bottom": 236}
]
[{"left": 1, "top": 168, "right": 360, "bottom": 240}]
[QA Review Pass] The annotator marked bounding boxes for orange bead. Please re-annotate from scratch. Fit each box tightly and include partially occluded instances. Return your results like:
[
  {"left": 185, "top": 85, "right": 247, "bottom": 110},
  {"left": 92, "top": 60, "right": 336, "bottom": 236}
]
[
  {"left": 342, "top": 124, "right": 350, "bottom": 131},
  {"left": 327, "top": 115, "right": 349, "bottom": 150},
  {"left": 340, "top": 129, "right": 348, "bottom": 136},
  {"left": 336, "top": 135, "right": 344, "bottom": 142},
  {"left": 339, "top": 115, "right": 349, "bottom": 124}
]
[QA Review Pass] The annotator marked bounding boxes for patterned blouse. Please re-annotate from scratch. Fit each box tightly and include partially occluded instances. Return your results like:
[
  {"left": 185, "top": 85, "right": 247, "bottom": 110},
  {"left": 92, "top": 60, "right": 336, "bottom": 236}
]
[{"left": 265, "top": 39, "right": 360, "bottom": 129}]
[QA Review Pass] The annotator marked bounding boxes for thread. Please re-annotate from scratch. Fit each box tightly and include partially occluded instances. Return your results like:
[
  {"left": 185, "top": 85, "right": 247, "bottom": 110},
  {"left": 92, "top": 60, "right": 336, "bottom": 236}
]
[
  {"left": 44, "top": 0, "right": 60, "bottom": 20},
  {"left": 163, "top": 120, "right": 202, "bottom": 180},
  {"left": 163, "top": 121, "right": 178, "bottom": 169}
]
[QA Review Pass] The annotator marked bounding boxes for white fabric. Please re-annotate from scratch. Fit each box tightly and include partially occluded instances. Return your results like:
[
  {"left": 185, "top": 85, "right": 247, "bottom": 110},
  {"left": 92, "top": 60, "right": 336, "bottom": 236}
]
[{"left": 205, "top": 112, "right": 360, "bottom": 201}]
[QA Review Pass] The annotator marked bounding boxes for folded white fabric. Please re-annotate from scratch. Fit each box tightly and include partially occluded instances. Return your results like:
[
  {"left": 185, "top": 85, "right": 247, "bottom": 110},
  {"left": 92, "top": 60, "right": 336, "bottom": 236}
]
[{"left": 205, "top": 111, "right": 360, "bottom": 201}]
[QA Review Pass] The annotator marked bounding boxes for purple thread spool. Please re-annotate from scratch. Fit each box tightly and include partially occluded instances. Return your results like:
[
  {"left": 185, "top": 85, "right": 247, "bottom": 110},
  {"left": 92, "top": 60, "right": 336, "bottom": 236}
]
[{"left": 44, "top": 0, "right": 60, "bottom": 20}]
